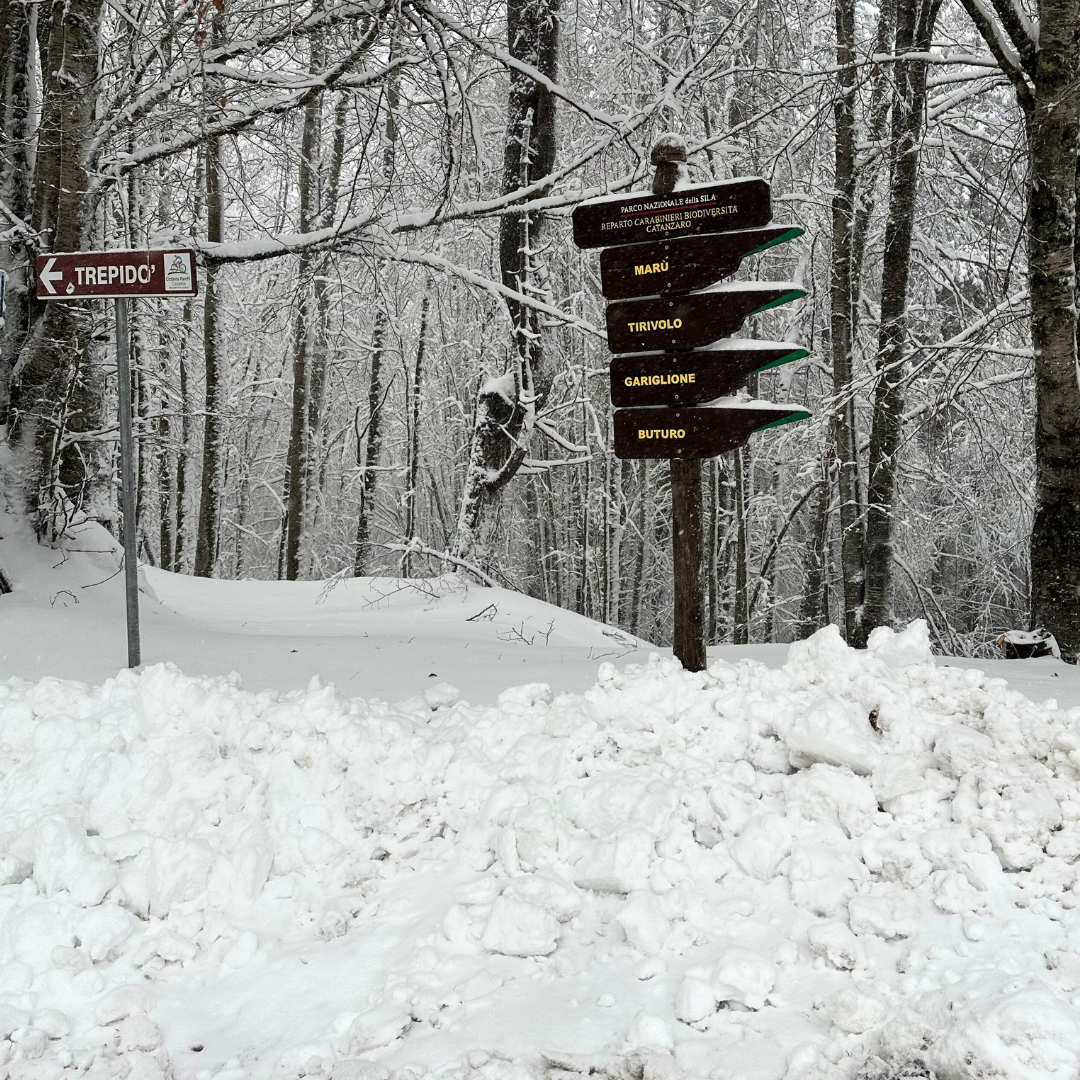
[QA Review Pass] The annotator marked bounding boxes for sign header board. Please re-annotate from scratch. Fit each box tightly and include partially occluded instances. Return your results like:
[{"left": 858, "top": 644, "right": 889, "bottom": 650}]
[
  {"left": 36, "top": 249, "right": 197, "bottom": 300},
  {"left": 572, "top": 179, "right": 771, "bottom": 249}
]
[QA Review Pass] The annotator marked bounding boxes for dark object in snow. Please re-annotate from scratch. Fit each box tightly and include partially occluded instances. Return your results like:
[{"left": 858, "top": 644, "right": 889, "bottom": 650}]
[
  {"left": 996, "top": 628, "right": 1060, "bottom": 659},
  {"left": 869, "top": 708, "right": 880, "bottom": 733},
  {"left": 855, "top": 1056, "right": 934, "bottom": 1080}
]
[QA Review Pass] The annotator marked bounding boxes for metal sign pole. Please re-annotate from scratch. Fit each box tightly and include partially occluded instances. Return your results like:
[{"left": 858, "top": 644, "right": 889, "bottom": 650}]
[{"left": 114, "top": 297, "right": 141, "bottom": 668}]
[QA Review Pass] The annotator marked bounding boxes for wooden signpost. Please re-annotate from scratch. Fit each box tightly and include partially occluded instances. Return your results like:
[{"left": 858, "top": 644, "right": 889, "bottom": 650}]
[
  {"left": 572, "top": 138, "right": 809, "bottom": 671},
  {"left": 36, "top": 248, "right": 199, "bottom": 670}
]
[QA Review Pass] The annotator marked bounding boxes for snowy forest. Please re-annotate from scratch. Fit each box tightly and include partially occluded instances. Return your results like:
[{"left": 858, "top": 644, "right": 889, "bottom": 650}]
[{"left": 1, "top": 0, "right": 1079, "bottom": 662}]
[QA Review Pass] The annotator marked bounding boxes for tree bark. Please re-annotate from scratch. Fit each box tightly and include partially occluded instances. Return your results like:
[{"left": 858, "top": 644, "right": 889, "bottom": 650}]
[
  {"left": 14, "top": 0, "right": 105, "bottom": 538},
  {"left": 194, "top": 8, "right": 227, "bottom": 577},
  {"left": 830, "top": 0, "right": 865, "bottom": 643},
  {"left": 1028, "top": 0, "right": 1080, "bottom": 658},
  {"left": 403, "top": 295, "right": 429, "bottom": 576},
  {"left": 354, "top": 65, "right": 399, "bottom": 576},
  {"left": 849, "top": 0, "right": 896, "bottom": 324},
  {"left": 862, "top": 0, "right": 942, "bottom": 635},
  {"left": 797, "top": 457, "right": 830, "bottom": 637},
  {"left": 283, "top": 46, "right": 322, "bottom": 581},
  {"left": 0, "top": 0, "right": 34, "bottom": 421},
  {"left": 354, "top": 310, "right": 388, "bottom": 575},
  {"left": 734, "top": 446, "right": 749, "bottom": 644},
  {"left": 174, "top": 301, "right": 192, "bottom": 571}
]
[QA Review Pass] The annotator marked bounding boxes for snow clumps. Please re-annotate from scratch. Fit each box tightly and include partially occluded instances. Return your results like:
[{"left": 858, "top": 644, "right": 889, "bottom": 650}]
[{"left": 0, "top": 621, "right": 1078, "bottom": 1079}]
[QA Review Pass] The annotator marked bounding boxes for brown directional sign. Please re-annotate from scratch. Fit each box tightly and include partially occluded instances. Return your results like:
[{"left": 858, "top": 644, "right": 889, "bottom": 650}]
[
  {"left": 572, "top": 179, "right": 771, "bottom": 249},
  {"left": 600, "top": 225, "right": 802, "bottom": 300},
  {"left": 613, "top": 403, "right": 810, "bottom": 459},
  {"left": 606, "top": 281, "right": 804, "bottom": 355},
  {"left": 611, "top": 341, "right": 807, "bottom": 408},
  {"left": 36, "top": 249, "right": 197, "bottom": 300}
]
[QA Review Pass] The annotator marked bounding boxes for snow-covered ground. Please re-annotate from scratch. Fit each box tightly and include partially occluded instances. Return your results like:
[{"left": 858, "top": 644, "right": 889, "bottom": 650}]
[{"left": 3, "top": 514, "right": 1080, "bottom": 1080}]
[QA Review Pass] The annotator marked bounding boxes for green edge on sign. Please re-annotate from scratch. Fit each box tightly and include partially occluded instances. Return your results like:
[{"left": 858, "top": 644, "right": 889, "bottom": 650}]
[
  {"left": 753, "top": 346, "right": 808, "bottom": 373},
  {"left": 751, "top": 287, "right": 806, "bottom": 315},
  {"left": 758, "top": 409, "right": 811, "bottom": 433},
  {"left": 747, "top": 226, "right": 803, "bottom": 257}
]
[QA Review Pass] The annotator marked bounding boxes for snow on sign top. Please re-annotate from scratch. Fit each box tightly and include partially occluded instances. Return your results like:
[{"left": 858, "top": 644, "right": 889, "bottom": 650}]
[
  {"left": 35, "top": 248, "right": 198, "bottom": 299},
  {"left": 571, "top": 178, "right": 771, "bottom": 249}
]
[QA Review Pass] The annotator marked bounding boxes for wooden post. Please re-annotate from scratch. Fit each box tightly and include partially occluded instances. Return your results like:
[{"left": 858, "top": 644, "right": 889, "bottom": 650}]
[
  {"left": 651, "top": 134, "right": 707, "bottom": 671},
  {"left": 671, "top": 457, "right": 706, "bottom": 670}
]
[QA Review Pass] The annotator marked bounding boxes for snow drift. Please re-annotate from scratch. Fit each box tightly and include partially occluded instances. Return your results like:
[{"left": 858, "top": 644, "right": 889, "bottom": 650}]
[{"left": 0, "top": 621, "right": 1078, "bottom": 1079}]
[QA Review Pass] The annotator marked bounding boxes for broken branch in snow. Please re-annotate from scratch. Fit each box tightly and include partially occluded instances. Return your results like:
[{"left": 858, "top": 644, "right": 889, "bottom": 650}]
[{"left": 382, "top": 541, "right": 501, "bottom": 588}]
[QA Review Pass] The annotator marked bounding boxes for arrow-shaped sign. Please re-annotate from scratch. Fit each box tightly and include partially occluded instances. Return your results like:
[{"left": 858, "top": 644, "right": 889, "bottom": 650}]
[
  {"left": 600, "top": 225, "right": 803, "bottom": 300},
  {"left": 606, "top": 281, "right": 805, "bottom": 355},
  {"left": 610, "top": 340, "right": 807, "bottom": 408},
  {"left": 39, "top": 257, "right": 63, "bottom": 295},
  {"left": 613, "top": 401, "right": 810, "bottom": 459}
]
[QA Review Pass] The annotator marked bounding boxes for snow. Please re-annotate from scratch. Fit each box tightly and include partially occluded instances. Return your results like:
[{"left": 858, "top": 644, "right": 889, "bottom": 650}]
[
  {"left": 6, "top": 520, "right": 1080, "bottom": 1077},
  {"left": 0, "top": 516, "right": 648, "bottom": 704},
  {"left": 613, "top": 337, "right": 806, "bottom": 359}
]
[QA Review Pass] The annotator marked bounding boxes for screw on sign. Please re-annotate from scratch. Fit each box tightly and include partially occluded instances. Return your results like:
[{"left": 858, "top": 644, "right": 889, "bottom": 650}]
[
  {"left": 571, "top": 135, "right": 809, "bottom": 671},
  {"left": 34, "top": 247, "right": 200, "bottom": 672}
]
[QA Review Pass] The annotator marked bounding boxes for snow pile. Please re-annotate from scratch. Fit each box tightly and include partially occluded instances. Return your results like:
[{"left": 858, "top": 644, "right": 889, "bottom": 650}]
[{"left": 0, "top": 622, "right": 1078, "bottom": 1079}]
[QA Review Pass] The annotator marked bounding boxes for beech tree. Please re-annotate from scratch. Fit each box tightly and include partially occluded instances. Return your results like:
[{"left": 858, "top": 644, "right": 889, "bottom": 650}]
[
  {"left": 943, "top": 0, "right": 1080, "bottom": 659},
  {"left": 453, "top": 0, "right": 561, "bottom": 573}
]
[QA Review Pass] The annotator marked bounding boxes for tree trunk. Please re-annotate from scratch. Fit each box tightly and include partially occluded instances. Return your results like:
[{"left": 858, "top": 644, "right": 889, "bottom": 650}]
[
  {"left": 830, "top": 0, "right": 865, "bottom": 643},
  {"left": 174, "top": 302, "right": 192, "bottom": 571},
  {"left": 453, "top": 0, "right": 560, "bottom": 571},
  {"left": 283, "top": 49, "right": 322, "bottom": 580},
  {"left": 1028, "top": 0, "right": 1080, "bottom": 659},
  {"left": 353, "top": 65, "right": 400, "bottom": 576},
  {"left": 734, "top": 446, "right": 749, "bottom": 644},
  {"left": 849, "top": 0, "right": 896, "bottom": 322},
  {"left": 194, "top": 19, "right": 226, "bottom": 579},
  {"left": 862, "top": 0, "right": 942, "bottom": 634},
  {"left": 14, "top": 0, "right": 105, "bottom": 538},
  {"left": 403, "top": 296, "right": 429, "bottom": 577},
  {"left": 354, "top": 310, "right": 388, "bottom": 576},
  {"left": 0, "top": 0, "right": 34, "bottom": 421},
  {"left": 797, "top": 457, "right": 830, "bottom": 637}
]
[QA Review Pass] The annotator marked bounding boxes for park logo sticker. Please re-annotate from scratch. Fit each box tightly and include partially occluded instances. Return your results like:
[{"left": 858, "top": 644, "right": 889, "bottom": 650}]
[{"left": 164, "top": 251, "right": 193, "bottom": 292}]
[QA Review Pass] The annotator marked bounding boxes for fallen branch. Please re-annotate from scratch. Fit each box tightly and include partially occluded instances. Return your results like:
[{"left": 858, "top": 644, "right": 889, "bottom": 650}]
[{"left": 382, "top": 540, "right": 500, "bottom": 589}]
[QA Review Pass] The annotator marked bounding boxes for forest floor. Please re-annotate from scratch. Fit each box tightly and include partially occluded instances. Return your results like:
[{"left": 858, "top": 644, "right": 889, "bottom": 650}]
[{"left": 2, "top": 511, "right": 1080, "bottom": 1080}]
